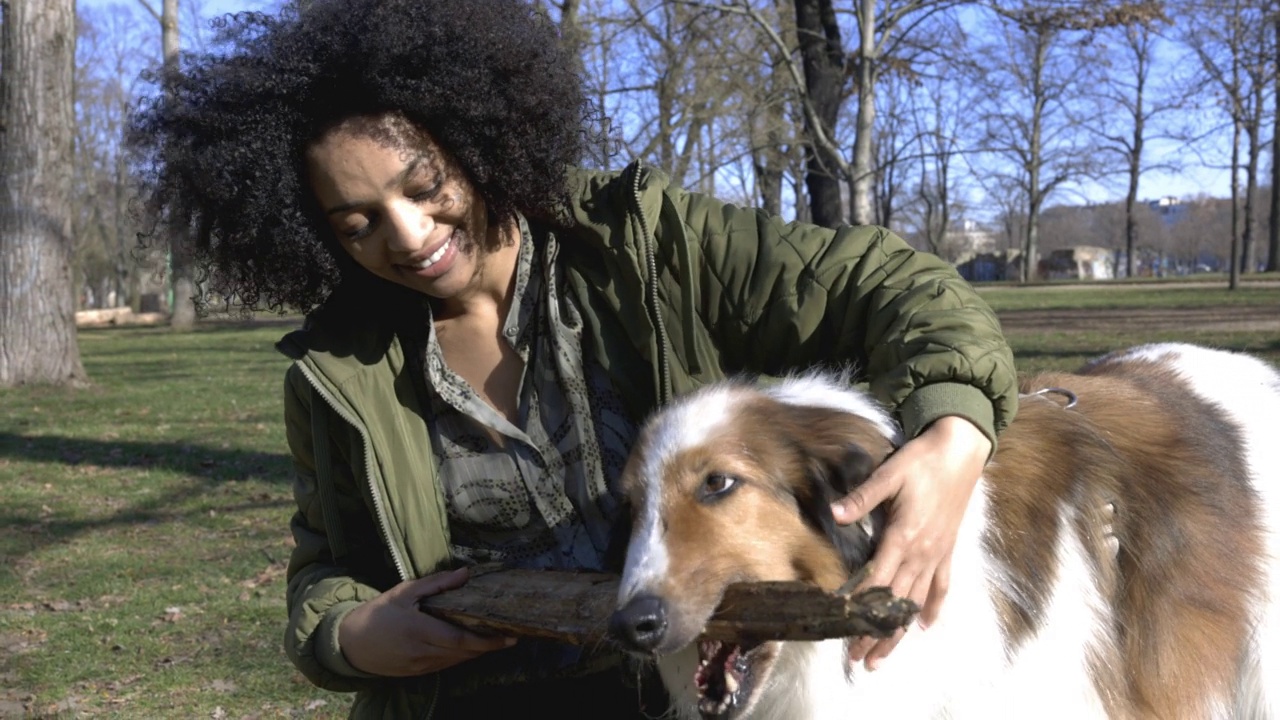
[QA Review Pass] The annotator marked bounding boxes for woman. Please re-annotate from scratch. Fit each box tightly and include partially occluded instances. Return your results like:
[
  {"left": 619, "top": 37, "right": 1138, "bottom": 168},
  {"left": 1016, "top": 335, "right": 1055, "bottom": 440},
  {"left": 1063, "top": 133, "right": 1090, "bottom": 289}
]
[{"left": 128, "top": 0, "right": 1018, "bottom": 717}]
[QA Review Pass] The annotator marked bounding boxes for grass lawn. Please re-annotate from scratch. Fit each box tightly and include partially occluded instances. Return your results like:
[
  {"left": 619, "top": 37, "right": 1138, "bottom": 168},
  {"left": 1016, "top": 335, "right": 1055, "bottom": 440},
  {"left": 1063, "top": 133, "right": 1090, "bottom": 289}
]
[
  {"left": 1, "top": 282, "right": 1278, "bottom": 718},
  {"left": 0, "top": 322, "right": 341, "bottom": 719},
  {"left": 980, "top": 283, "right": 1280, "bottom": 374}
]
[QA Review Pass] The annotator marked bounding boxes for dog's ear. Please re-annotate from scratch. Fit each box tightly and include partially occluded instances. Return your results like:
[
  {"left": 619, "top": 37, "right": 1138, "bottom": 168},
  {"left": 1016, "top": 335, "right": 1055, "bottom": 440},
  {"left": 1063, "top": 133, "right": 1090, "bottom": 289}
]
[{"left": 797, "top": 443, "right": 884, "bottom": 573}]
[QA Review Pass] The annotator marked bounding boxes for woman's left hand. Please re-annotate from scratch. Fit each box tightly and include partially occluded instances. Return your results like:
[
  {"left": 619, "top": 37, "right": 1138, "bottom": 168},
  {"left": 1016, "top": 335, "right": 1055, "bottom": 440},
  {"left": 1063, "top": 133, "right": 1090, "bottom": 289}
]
[{"left": 829, "top": 415, "right": 991, "bottom": 670}]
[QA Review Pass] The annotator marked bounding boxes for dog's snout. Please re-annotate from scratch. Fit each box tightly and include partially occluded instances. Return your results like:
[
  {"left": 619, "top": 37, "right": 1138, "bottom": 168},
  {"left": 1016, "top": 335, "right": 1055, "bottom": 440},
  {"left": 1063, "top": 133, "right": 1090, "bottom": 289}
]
[{"left": 610, "top": 594, "right": 668, "bottom": 653}]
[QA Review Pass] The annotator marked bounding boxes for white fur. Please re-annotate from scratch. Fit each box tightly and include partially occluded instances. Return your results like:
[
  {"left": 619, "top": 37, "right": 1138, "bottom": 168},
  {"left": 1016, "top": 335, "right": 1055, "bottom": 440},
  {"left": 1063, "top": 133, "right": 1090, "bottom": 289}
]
[
  {"left": 638, "top": 345, "right": 1280, "bottom": 719},
  {"left": 620, "top": 387, "right": 738, "bottom": 605},
  {"left": 764, "top": 372, "right": 904, "bottom": 447}
]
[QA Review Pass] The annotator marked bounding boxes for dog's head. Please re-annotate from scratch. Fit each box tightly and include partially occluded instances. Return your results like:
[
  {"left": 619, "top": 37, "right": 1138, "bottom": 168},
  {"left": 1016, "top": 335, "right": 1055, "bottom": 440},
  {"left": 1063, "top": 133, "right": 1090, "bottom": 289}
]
[{"left": 608, "top": 374, "right": 900, "bottom": 719}]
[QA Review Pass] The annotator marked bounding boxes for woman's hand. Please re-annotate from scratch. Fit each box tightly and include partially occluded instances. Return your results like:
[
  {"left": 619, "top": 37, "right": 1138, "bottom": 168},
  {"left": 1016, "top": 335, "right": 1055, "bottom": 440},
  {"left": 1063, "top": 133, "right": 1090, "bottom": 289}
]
[
  {"left": 830, "top": 415, "right": 991, "bottom": 670},
  {"left": 338, "top": 567, "right": 516, "bottom": 677}
]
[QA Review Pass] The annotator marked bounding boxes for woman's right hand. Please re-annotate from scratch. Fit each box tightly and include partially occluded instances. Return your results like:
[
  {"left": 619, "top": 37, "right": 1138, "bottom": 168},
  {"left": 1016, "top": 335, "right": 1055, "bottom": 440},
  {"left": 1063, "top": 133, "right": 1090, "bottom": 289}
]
[{"left": 338, "top": 567, "right": 516, "bottom": 676}]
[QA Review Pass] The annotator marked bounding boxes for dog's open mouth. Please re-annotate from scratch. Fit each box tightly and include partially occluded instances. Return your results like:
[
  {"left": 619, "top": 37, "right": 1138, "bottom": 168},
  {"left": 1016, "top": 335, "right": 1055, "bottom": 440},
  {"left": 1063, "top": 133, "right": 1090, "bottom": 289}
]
[{"left": 693, "top": 638, "right": 766, "bottom": 718}]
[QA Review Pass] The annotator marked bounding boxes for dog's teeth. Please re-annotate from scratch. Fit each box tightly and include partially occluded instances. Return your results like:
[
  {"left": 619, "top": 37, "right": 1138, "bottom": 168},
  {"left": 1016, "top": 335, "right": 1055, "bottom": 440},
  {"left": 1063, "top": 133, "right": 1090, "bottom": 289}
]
[{"left": 724, "top": 673, "right": 739, "bottom": 694}]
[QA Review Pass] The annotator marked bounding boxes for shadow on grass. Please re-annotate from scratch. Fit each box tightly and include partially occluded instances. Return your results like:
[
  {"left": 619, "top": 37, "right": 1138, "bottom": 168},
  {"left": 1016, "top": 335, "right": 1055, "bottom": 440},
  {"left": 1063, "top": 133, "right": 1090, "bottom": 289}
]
[
  {"left": 1, "top": 430, "right": 294, "bottom": 548},
  {"left": 0, "top": 432, "right": 290, "bottom": 484},
  {"left": 0, "top": 432, "right": 294, "bottom": 559}
]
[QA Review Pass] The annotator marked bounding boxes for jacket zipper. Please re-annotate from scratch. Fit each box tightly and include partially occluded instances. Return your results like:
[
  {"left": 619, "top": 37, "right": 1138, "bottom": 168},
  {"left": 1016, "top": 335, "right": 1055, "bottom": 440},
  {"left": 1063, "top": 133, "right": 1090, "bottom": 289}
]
[
  {"left": 629, "top": 162, "right": 673, "bottom": 405},
  {"left": 293, "top": 361, "right": 412, "bottom": 584}
]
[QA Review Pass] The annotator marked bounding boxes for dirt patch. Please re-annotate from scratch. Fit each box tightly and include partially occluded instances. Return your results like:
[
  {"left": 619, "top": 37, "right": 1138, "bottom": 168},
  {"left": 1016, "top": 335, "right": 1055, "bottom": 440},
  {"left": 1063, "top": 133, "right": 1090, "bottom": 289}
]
[{"left": 997, "top": 305, "right": 1280, "bottom": 335}]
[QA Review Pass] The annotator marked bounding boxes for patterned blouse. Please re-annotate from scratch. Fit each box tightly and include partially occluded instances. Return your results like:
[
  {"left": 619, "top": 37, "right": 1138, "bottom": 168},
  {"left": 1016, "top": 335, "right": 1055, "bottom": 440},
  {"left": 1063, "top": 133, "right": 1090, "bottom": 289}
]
[{"left": 422, "top": 216, "right": 636, "bottom": 572}]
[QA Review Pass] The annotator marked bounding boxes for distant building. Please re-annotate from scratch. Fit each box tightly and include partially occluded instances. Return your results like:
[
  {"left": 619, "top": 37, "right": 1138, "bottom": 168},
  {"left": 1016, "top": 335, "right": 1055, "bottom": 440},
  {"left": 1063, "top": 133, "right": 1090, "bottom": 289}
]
[
  {"left": 955, "top": 249, "right": 1023, "bottom": 282},
  {"left": 1039, "top": 245, "right": 1116, "bottom": 280},
  {"left": 942, "top": 218, "right": 998, "bottom": 259},
  {"left": 1148, "top": 196, "right": 1187, "bottom": 226}
]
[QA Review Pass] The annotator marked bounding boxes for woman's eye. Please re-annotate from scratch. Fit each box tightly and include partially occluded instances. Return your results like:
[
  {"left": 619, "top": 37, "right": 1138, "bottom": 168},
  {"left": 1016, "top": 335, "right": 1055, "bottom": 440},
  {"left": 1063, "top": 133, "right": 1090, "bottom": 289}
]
[
  {"left": 411, "top": 184, "right": 441, "bottom": 202},
  {"left": 338, "top": 215, "right": 374, "bottom": 241},
  {"left": 700, "top": 473, "right": 737, "bottom": 499}
]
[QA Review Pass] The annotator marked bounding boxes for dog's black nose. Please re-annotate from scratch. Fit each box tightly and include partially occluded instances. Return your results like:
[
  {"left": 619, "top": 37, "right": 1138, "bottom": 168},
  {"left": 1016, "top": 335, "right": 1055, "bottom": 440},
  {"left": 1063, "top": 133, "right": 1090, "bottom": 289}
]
[{"left": 610, "top": 594, "right": 668, "bottom": 652}]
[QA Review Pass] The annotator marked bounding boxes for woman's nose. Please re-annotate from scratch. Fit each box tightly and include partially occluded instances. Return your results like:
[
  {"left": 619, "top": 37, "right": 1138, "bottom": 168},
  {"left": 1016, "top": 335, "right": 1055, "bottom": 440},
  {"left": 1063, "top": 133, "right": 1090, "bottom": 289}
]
[{"left": 385, "top": 201, "right": 434, "bottom": 252}]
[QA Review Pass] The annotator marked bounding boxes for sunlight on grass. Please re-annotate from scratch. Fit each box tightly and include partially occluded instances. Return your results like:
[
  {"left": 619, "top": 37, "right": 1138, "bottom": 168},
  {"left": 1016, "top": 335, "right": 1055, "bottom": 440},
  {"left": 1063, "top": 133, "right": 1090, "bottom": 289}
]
[
  {"left": 0, "top": 287, "right": 1277, "bottom": 718},
  {"left": 1, "top": 322, "right": 343, "bottom": 719}
]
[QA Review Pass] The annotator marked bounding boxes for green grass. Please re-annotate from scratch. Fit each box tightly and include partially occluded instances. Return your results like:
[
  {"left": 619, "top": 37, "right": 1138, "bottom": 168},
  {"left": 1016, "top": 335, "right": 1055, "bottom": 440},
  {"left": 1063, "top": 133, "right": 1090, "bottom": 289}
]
[
  {"left": 1003, "top": 326, "right": 1280, "bottom": 375},
  {"left": 976, "top": 282, "right": 1280, "bottom": 313},
  {"left": 979, "top": 283, "right": 1280, "bottom": 373},
  {"left": 1, "top": 284, "right": 1277, "bottom": 717},
  {"left": 0, "top": 323, "right": 342, "bottom": 719}
]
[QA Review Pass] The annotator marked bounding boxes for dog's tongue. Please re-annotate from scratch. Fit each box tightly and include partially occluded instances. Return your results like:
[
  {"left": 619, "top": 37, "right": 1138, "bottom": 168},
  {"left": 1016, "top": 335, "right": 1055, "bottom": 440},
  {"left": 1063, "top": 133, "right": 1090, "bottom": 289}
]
[{"left": 695, "top": 639, "right": 744, "bottom": 717}]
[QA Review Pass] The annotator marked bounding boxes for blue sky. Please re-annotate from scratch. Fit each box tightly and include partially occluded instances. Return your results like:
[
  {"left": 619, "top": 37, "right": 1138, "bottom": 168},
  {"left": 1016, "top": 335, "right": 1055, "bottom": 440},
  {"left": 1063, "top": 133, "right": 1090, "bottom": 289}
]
[{"left": 80, "top": 0, "right": 1235, "bottom": 209}]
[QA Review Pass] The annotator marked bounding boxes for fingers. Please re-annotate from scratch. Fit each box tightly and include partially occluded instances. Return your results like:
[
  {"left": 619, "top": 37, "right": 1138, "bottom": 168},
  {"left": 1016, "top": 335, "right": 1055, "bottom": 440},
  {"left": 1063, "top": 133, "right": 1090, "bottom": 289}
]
[
  {"left": 847, "top": 534, "right": 941, "bottom": 670},
  {"left": 863, "top": 629, "right": 906, "bottom": 671},
  {"left": 415, "top": 613, "right": 517, "bottom": 654},
  {"left": 862, "top": 566, "right": 930, "bottom": 669},
  {"left": 831, "top": 467, "right": 900, "bottom": 525},
  {"left": 920, "top": 556, "right": 952, "bottom": 628},
  {"left": 409, "top": 566, "right": 471, "bottom": 598},
  {"left": 405, "top": 568, "right": 518, "bottom": 653},
  {"left": 341, "top": 568, "right": 518, "bottom": 676}
]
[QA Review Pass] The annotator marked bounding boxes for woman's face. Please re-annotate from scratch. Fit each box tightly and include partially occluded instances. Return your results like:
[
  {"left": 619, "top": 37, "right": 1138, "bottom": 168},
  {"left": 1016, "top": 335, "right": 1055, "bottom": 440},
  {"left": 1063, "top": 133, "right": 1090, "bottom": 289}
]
[{"left": 306, "top": 117, "right": 511, "bottom": 309}]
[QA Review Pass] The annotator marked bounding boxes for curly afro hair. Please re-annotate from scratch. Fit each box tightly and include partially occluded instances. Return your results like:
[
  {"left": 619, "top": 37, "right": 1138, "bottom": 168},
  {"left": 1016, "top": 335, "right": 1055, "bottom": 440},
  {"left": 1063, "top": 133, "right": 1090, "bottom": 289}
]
[{"left": 128, "top": 0, "right": 594, "bottom": 313}]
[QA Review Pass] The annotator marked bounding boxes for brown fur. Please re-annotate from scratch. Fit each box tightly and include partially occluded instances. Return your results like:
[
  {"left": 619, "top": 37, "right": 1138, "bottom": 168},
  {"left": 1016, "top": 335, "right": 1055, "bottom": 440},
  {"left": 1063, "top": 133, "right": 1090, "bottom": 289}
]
[
  {"left": 619, "top": 358, "right": 1265, "bottom": 718},
  {"left": 618, "top": 395, "right": 895, "bottom": 645},
  {"left": 987, "top": 362, "right": 1263, "bottom": 719}
]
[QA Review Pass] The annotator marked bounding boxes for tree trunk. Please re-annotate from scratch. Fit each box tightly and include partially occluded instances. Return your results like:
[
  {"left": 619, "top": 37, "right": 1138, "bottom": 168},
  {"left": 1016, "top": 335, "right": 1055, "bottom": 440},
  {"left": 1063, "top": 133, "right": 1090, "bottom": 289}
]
[
  {"left": 1241, "top": 70, "right": 1262, "bottom": 275},
  {"left": 1229, "top": 114, "right": 1241, "bottom": 290},
  {"left": 1243, "top": 120, "right": 1258, "bottom": 275},
  {"left": 1022, "top": 34, "right": 1049, "bottom": 283},
  {"left": 1123, "top": 38, "right": 1145, "bottom": 280},
  {"left": 793, "top": 0, "right": 845, "bottom": 228},
  {"left": 0, "top": 0, "right": 87, "bottom": 386},
  {"left": 160, "top": 0, "right": 197, "bottom": 330},
  {"left": 1270, "top": 17, "right": 1280, "bottom": 273},
  {"left": 849, "top": 0, "right": 876, "bottom": 226},
  {"left": 752, "top": 100, "right": 786, "bottom": 216}
]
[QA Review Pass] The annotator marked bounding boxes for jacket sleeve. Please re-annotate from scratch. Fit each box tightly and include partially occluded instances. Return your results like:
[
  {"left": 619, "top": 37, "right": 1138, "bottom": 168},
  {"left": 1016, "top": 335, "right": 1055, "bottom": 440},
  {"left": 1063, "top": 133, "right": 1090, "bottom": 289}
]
[
  {"left": 282, "top": 365, "right": 386, "bottom": 693},
  {"left": 661, "top": 182, "right": 1018, "bottom": 446}
]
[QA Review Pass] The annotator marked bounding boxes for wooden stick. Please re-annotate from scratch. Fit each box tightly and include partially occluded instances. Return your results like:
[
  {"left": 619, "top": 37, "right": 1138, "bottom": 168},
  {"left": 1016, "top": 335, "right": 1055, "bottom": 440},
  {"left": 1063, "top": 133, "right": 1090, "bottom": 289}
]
[{"left": 418, "top": 568, "right": 918, "bottom": 646}]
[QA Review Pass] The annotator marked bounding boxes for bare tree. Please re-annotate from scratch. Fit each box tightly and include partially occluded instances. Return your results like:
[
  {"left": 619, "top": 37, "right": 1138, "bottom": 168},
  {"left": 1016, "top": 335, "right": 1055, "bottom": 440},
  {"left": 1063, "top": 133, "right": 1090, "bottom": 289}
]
[
  {"left": 908, "top": 62, "right": 972, "bottom": 255},
  {"left": 973, "top": 7, "right": 1088, "bottom": 281},
  {"left": 846, "top": 1, "right": 968, "bottom": 226},
  {"left": 674, "top": 0, "right": 847, "bottom": 220},
  {"left": 682, "top": 0, "right": 968, "bottom": 227},
  {"left": 972, "top": 2, "right": 1161, "bottom": 282},
  {"left": 745, "top": 0, "right": 799, "bottom": 216},
  {"left": 591, "top": 0, "right": 739, "bottom": 190},
  {"left": 1178, "top": 0, "right": 1275, "bottom": 285},
  {"left": 0, "top": 0, "right": 87, "bottom": 386},
  {"left": 74, "top": 5, "right": 155, "bottom": 312},
  {"left": 137, "top": 0, "right": 197, "bottom": 328},
  {"left": 790, "top": 0, "right": 847, "bottom": 226},
  {"left": 1093, "top": 10, "right": 1179, "bottom": 278},
  {"left": 1271, "top": 12, "right": 1280, "bottom": 273}
]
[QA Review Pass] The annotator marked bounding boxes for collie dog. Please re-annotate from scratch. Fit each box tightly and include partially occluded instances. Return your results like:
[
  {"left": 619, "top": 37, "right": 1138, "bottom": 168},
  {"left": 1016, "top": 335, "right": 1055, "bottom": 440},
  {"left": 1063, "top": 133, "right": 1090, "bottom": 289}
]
[{"left": 609, "top": 343, "right": 1280, "bottom": 719}]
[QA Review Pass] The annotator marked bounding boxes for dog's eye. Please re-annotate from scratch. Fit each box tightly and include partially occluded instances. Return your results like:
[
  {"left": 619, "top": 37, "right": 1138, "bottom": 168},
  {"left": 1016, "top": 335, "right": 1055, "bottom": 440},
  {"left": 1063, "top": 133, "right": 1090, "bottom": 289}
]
[{"left": 699, "top": 473, "right": 738, "bottom": 501}]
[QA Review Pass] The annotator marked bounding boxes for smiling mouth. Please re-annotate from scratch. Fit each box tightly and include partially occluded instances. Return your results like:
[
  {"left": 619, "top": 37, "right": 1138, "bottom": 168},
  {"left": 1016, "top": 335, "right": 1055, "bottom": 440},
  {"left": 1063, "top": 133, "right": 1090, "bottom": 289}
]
[
  {"left": 694, "top": 638, "right": 765, "bottom": 719},
  {"left": 402, "top": 230, "right": 454, "bottom": 271}
]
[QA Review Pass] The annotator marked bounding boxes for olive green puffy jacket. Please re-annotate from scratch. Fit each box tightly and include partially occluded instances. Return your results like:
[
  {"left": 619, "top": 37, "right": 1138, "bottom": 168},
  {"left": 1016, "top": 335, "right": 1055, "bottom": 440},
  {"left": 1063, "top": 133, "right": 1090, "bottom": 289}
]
[{"left": 275, "top": 160, "right": 1018, "bottom": 718}]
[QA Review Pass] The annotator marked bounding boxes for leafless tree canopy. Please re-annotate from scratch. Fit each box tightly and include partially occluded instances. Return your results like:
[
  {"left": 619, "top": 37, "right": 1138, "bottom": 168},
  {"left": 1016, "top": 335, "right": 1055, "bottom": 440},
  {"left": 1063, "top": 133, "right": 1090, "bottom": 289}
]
[{"left": 3, "top": 0, "right": 1275, "bottom": 351}]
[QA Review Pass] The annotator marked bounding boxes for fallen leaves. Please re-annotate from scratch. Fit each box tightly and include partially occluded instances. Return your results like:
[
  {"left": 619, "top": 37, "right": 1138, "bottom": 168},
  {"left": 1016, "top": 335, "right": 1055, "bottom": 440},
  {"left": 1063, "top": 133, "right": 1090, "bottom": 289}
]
[
  {"left": 206, "top": 679, "right": 237, "bottom": 693},
  {"left": 238, "top": 563, "right": 286, "bottom": 602},
  {"left": 0, "top": 629, "right": 46, "bottom": 655}
]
